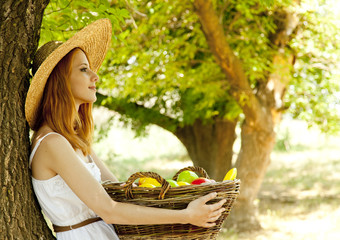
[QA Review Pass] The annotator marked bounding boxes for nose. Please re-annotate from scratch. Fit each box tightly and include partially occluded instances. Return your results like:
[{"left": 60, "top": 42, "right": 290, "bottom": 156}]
[{"left": 91, "top": 70, "right": 99, "bottom": 82}]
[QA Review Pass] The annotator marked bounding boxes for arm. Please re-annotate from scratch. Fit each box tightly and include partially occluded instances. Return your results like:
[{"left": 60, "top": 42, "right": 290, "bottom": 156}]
[
  {"left": 90, "top": 149, "right": 119, "bottom": 182},
  {"left": 108, "top": 192, "right": 225, "bottom": 227},
  {"left": 40, "top": 135, "right": 226, "bottom": 227}
]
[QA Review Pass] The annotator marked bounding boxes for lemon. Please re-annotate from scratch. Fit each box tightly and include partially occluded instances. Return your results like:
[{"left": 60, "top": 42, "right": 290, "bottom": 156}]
[
  {"left": 223, "top": 168, "right": 237, "bottom": 181},
  {"left": 177, "top": 181, "right": 191, "bottom": 186},
  {"left": 139, "top": 177, "right": 161, "bottom": 187},
  {"left": 138, "top": 177, "right": 147, "bottom": 185},
  {"left": 139, "top": 183, "right": 156, "bottom": 188}
]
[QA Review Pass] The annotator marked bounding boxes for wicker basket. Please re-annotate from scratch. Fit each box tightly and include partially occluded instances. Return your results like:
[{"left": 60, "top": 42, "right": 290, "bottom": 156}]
[{"left": 102, "top": 166, "right": 240, "bottom": 240}]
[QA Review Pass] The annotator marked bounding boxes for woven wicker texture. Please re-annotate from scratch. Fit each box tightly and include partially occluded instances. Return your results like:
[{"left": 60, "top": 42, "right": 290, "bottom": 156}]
[{"left": 103, "top": 166, "right": 240, "bottom": 240}]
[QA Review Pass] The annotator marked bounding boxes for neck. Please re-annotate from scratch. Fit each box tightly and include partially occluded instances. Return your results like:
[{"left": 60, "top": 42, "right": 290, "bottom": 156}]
[
  {"left": 76, "top": 103, "right": 80, "bottom": 112},
  {"left": 39, "top": 124, "right": 53, "bottom": 132}
]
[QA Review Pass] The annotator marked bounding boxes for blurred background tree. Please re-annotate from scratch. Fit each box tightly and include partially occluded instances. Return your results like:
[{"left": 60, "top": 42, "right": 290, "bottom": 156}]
[{"left": 39, "top": 0, "right": 340, "bottom": 231}]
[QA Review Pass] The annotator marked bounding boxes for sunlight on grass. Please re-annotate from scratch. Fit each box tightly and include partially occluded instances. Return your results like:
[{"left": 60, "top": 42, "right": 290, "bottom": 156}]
[
  {"left": 218, "top": 148, "right": 340, "bottom": 239},
  {"left": 93, "top": 109, "right": 340, "bottom": 239}
]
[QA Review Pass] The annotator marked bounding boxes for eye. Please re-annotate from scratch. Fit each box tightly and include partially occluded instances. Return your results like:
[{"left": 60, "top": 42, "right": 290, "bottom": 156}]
[{"left": 80, "top": 67, "right": 87, "bottom": 72}]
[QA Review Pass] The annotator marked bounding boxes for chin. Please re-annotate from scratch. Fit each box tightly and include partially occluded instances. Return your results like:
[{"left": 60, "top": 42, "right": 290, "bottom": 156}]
[
  {"left": 79, "top": 98, "right": 96, "bottom": 105},
  {"left": 86, "top": 95, "right": 97, "bottom": 103}
]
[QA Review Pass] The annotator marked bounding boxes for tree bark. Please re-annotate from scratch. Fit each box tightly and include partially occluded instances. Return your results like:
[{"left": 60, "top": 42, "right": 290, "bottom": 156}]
[
  {"left": 0, "top": 0, "right": 54, "bottom": 239},
  {"left": 228, "top": 119, "right": 275, "bottom": 230},
  {"left": 175, "top": 118, "right": 237, "bottom": 181}
]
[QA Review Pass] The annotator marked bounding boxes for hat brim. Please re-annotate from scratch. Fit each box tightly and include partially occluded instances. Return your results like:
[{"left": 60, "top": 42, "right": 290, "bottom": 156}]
[{"left": 25, "top": 19, "right": 112, "bottom": 129}]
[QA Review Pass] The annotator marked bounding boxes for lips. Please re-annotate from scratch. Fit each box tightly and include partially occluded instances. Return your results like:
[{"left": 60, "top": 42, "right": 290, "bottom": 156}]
[{"left": 89, "top": 86, "right": 96, "bottom": 91}]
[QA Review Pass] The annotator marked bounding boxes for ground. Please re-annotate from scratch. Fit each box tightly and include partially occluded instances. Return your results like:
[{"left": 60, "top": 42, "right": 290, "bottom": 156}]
[
  {"left": 93, "top": 115, "right": 340, "bottom": 240},
  {"left": 217, "top": 149, "right": 340, "bottom": 240}
]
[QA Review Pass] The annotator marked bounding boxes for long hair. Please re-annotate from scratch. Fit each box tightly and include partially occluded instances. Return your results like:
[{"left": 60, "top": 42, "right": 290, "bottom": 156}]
[{"left": 33, "top": 48, "right": 94, "bottom": 155}]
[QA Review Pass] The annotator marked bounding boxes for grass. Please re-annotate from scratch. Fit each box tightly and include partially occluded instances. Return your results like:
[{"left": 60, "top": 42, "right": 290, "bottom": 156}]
[
  {"left": 93, "top": 115, "right": 340, "bottom": 239},
  {"left": 217, "top": 147, "right": 340, "bottom": 240}
]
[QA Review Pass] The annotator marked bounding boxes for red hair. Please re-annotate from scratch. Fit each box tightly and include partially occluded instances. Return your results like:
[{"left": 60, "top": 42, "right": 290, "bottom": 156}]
[{"left": 33, "top": 48, "right": 94, "bottom": 155}]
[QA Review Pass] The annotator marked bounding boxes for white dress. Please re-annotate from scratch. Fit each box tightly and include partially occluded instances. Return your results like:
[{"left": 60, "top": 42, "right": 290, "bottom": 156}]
[{"left": 29, "top": 132, "right": 120, "bottom": 240}]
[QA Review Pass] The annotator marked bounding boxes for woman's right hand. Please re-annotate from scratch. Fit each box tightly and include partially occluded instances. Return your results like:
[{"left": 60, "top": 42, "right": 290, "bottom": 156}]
[{"left": 184, "top": 192, "right": 226, "bottom": 228}]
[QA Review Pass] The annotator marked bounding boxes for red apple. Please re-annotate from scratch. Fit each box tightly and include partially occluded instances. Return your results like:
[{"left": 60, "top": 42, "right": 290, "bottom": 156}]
[{"left": 191, "top": 177, "right": 211, "bottom": 185}]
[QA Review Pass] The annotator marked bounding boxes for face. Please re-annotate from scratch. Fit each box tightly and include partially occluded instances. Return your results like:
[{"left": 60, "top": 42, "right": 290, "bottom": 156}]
[{"left": 69, "top": 49, "right": 99, "bottom": 109}]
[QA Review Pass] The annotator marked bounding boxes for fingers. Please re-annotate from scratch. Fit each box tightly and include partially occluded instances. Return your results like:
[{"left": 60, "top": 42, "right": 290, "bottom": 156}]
[
  {"left": 189, "top": 193, "right": 227, "bottom": 228},
  {"left": 199, "top": 210, "right": 224, "bottom": 228},
  {"left": 207, "top": 207, "right": 225, "bottom": 223},
  {"left": 204, "top": 197, "right": 226, "bottom": 227},
  {"left": 210, "top": 198, "right": 227, "bottom": 210},
  {"left": 198, "top": 193, "right": 227, "bottom": 207},
  {"left": 210, "top": 207, "right": 226, "bottom": 218},
  {"left": 209, "top": 214, "right": 222, "bottom": 223},
  {"left": 198, "top": 192, "right": 218, "bottom": 204},
  {"left": 201, "top": 222, "right": 216, "bottom": 228}
]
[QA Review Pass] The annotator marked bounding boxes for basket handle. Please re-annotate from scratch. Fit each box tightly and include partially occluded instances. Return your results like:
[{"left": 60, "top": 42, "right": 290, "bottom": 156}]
[
  {"left": 124, "top": 171, "right": 171, "bottom": 200},
  {"left": 172, "top": 166, "right": 210, "bottom": 181}
]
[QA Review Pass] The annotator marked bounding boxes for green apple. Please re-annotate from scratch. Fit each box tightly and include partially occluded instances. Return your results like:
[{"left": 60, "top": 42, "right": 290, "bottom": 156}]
[
  {"left": 166, "top": 179, "right": 179, "bottom": 187},
  {"left": 177, "top": 170, "right": 199, "bottom": 184}
]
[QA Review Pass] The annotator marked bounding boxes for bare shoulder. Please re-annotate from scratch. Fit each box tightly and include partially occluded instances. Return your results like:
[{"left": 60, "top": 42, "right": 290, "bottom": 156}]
[
  {"left": 31, "top": 132, "right": 73, "bottom": 179},
  {"left": 40, "top": 132, "right": 68, "bottom": 145},
  {"left": 31, "top": 125, "right": 69, "bottom": 151},
  {"left": 32, "top": 129, "right": 73, "bottom": 163},
  {"left": 38, "top": 133, "right": 73, "bottom": 155}
]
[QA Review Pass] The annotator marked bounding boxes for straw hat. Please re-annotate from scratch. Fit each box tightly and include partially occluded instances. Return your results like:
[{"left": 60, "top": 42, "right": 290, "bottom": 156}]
[{"left": 25, "top": 19, "right": 112, "bottom": 129}]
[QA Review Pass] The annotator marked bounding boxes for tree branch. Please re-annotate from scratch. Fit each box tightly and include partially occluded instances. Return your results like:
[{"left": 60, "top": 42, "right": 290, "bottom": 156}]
[
  {"left": 193, "top": 0, "right": 263, "bottom": 124},
  {"left": 44, "top": 0, "right": 73, "bottom": 15},
  {"left": 95, "top": 92, "right": 179, "bottom": 132}
]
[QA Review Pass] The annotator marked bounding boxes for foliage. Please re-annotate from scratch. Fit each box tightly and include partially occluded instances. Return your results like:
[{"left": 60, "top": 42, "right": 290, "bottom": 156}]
[
  {"left": 286, "top": 0, "right": 340, "bottom": 133},
  {"left": 40, "top": 0, "right": 130, "bottom": 44},
  {"left": 40, "top": 0, "right": 340, "bottom": 135},
  {"left": 98, "top": 0, "right": 340, "bottom": 135},
  {"left": 99, "top": 0, "right": 240, "bottom": 133},
  {"left": 97, "top": 0, "right": 291, "bottom": 132}
]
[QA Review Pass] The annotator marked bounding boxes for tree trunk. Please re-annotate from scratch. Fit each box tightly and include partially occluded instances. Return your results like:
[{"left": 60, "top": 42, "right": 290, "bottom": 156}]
[
  {"left": 226, "top": 9, "right": 299, "bottom": 230},
  {"left": 193, "top": 0, "right": 299, "bottom": 230},
  {"left": 175, "top": 118, "right": 237, "bottom": 181},
  {"left": 0, "top": 0, "right": 54, "bottom": 239},
  {"left": 226, "top": 117, "right": 276, "bottom": 230}
]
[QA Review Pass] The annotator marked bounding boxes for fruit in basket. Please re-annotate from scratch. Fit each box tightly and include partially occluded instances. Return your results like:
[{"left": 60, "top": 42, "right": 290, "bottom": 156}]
[
  {"left": 191, "top": 177, "right": 212, "bottom": 185},
  {"left": 166, "top": 179, "right": 179, "bottom": 187},
  {"left": 139, "top": 183, "right": 156, "bottom": 188},
  {"left": 138, "top": 178, "right": 146, "bottom": 185},
  {"left": 177, "top": 170, "right": 199, "bottom": 184},
  {"left": 177, "top": 181, "right": 190, "bottom": 186},
  {"left": 223, "top": 168, "right": 237, "bottom": 181},
  {"left": 139, "top": 177, "right": 161, "bottom": 187}
]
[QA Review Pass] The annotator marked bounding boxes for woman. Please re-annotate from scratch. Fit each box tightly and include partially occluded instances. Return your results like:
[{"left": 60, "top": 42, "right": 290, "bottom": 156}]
[{"left": 25, "top": 19, "right": 226, "bottom": 240}]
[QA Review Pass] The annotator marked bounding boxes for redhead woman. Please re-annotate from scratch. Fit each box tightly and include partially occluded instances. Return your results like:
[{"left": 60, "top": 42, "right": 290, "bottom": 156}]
[{"left": 25, "top": 19, "right": 226, "bottom": 240}]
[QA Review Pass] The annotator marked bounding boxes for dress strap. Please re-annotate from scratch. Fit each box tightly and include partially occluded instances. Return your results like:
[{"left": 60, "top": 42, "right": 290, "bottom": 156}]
[
  {"left": 29, "top": 132, "right": 64, "bottom": 169},
  {"left": 87, "top": 154, "right": 94, "bottom": 163}
]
